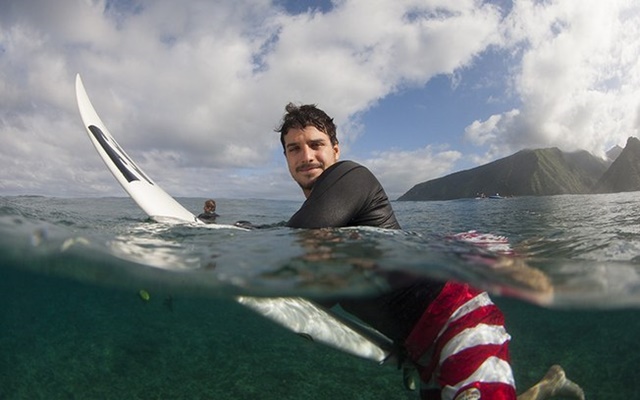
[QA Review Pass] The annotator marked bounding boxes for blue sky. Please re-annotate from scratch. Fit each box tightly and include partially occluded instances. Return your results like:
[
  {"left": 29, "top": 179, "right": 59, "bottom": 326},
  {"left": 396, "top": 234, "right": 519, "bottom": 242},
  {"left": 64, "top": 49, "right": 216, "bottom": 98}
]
[
  {"left": 1, "top": 0, "right": 638, "bottom": 200},
  {"left": 357, "top": 50, "right": 515, "bottom": 158}
]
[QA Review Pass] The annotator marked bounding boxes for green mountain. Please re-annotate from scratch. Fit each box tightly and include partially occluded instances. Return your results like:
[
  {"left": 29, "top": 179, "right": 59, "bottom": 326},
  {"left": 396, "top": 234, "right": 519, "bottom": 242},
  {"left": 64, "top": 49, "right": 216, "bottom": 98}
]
[
  {"left": 398, "top": 147, "right": 609, "bottom": 201},
  {"left": 606, "top": 145, "right": 624, "bottom": 163},
  {"left": 595, "top": 137, "right": 640, "bottom": 193}
]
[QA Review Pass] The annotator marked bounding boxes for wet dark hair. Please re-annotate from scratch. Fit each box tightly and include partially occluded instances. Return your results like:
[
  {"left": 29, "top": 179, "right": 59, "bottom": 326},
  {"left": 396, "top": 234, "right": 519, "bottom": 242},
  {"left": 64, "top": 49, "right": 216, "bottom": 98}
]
[
  {"left": 204, "top": 199, "right": 216, "bottom": 211},
  {"left": 275, "top": 103, "right": 338, "bottom": 151}
]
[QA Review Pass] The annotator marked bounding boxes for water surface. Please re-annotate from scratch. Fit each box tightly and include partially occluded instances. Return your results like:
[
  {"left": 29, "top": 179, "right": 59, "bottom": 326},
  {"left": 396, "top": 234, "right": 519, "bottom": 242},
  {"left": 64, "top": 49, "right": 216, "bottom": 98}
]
[{"left": 1, "top": 193, "right": 639, "bottom": 399}]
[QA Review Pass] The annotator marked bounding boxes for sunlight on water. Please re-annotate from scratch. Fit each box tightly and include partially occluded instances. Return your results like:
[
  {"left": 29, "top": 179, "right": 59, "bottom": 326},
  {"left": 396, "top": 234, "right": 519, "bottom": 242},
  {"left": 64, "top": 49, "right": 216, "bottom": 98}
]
[{"left": 2, "top": 193, "right": 640, "bottom": 307}]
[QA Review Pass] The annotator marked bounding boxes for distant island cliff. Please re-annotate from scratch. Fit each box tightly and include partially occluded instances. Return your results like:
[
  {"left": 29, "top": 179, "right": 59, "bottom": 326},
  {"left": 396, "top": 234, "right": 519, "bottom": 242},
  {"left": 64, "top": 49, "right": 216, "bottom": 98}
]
[{"left": 398, "top": 136, "right": 640, "bottom": 201}]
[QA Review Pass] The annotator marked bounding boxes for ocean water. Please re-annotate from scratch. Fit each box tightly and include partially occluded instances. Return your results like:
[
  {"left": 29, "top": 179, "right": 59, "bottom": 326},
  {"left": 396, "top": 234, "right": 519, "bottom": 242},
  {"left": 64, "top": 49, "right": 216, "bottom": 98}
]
[{"left": 1, "top": 193, "right": 640, "bottom": 399}]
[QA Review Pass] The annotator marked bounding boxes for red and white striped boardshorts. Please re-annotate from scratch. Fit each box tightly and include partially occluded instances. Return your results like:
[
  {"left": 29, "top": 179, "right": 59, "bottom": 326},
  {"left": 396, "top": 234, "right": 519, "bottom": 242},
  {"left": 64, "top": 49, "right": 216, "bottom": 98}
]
[{"left": 404, "top": 282, "right": 516, "bottom": 400}]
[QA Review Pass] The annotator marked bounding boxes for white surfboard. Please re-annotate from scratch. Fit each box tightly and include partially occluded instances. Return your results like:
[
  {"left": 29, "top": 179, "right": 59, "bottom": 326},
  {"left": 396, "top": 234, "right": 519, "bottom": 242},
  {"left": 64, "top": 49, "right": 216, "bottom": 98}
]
[
  {"left": 75, "top": 74, "right": 394, "bottom": 364},
  {"left": 75, "top": 77, "right": 196, "bottom": 224}
]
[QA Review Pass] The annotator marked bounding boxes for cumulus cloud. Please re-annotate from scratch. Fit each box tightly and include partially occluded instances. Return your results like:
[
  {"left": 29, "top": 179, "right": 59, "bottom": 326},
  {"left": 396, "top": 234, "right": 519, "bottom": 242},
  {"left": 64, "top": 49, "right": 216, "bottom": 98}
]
[
  {"left": 0, "top": 0, "right": 505, "bottom": 198},
  {"left": 1, "top": 0, "right": 637, "bottom": 199},
  {"left": 465, "top": 0, "right": 640, "bottom": 158},
  {"left": 361, "top": 146, "right": 462, "bottom": 199}
]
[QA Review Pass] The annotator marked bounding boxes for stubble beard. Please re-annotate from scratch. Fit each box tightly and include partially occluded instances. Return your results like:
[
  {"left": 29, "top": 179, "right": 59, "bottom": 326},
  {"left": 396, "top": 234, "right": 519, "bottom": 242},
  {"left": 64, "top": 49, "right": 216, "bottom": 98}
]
[
  {"left": 296, "top": 174, "right": 318, "bottom": 192},
  {"left": 294, "top": 163, "right": 324, "bottom": 193}
]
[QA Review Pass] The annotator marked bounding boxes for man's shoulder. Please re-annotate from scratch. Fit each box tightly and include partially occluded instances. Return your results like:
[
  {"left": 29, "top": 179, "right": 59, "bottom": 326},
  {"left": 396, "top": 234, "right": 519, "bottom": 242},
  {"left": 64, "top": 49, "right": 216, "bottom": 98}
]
[
  {"left": 327, "top": 160, "right": 370, "bottom": 176},
  {"left": 334, "top": 160, "right": 364, "bottom": 170},
  {"left": 317, "top": 160, "right": 372, "bottom": 188},
  {"left": 312, "top": 160, "right": 383, "bottom": 201}
]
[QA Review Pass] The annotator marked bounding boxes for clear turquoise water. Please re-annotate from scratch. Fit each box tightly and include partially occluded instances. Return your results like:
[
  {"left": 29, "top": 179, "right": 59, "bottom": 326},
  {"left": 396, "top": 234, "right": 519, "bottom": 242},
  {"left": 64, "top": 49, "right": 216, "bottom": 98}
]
[{"left": 1, "top": 194, "right": 639, "bottom": 399}]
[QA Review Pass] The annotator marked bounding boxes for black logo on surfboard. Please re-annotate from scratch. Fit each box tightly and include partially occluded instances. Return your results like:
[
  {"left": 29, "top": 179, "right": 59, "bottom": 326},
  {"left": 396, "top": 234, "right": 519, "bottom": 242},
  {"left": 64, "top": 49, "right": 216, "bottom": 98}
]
[{"left": 88, "top": 125, "right": 153, "bottom": 185}]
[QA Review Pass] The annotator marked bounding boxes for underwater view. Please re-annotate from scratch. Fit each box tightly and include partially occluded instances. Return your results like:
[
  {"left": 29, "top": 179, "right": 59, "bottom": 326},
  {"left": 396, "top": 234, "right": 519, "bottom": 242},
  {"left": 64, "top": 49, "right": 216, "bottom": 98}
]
[{"left": 1, "top": 193, "right": 639, "bottom": 399}]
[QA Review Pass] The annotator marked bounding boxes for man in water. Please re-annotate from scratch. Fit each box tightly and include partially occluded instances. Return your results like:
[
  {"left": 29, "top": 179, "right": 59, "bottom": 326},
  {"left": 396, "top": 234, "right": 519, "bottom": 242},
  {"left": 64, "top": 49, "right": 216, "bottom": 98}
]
[
  {"left": 276, "top": 103, "right": 584, "bottom": 400},
  {"left": 197, "top": 199, "right": 219, "bottom": 223}
]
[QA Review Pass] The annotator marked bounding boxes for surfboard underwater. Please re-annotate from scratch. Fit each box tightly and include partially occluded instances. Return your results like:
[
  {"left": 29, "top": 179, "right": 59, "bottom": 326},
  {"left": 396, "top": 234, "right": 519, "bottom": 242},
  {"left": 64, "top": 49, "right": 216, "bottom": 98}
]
[{"left": 74, "top": 74, "right": 394, "bottom": 364}]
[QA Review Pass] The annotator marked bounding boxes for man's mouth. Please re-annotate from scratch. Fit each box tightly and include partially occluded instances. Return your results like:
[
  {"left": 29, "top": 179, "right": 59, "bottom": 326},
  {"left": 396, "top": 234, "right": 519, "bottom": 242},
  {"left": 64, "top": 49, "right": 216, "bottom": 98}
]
[{"left": 297, "top": 163, "right": 322, "bottom": 173}]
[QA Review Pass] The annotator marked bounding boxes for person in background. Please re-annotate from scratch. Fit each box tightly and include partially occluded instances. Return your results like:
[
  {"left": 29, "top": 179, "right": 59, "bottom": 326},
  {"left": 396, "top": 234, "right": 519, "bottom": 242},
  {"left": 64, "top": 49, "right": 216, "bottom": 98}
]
[
  {"left": 276, "top": 102, "right": 584, "bottom": 400},
  {"left": 197, "top": 199, "right": 219, "bottom": 224}
]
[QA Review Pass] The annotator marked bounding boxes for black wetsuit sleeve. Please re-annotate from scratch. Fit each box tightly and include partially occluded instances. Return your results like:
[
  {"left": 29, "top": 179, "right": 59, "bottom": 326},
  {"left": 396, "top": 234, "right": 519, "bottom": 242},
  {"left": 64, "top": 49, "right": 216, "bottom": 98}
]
[{"left": 286, "top": 161, "right": 400, "bottom": 229}]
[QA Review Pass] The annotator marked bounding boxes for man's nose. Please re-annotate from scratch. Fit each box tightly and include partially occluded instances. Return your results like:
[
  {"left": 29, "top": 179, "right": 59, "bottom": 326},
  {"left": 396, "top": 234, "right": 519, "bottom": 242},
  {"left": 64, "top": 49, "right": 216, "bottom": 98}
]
[{"left": 301, "top": 145, "right": 314, "bottom": 161}]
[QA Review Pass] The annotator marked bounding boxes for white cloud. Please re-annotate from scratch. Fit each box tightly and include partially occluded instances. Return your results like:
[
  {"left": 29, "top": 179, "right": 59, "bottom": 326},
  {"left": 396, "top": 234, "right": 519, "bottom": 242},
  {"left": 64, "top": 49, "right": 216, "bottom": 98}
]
[
  {"left": 0, "top": 0, "right": 505, "bottom": 198},
  {"left": 467, "top": 0, "right": 640, "bottom": 159},
  {"left": 465, "top": 109, "right": 521, "bottom": 146},
  {"left": 360, "top": 146, "right": 462, "bottom": 199},
  {"left": 2, "top": 0, "right": 637, "bottom": 199}
]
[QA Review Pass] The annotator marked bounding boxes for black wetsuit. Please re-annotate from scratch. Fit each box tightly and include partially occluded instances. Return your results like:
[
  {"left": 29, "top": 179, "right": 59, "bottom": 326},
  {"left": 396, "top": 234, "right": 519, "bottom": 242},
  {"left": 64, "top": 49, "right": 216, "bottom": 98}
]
[
  {"left": 286, "top": 160, "right": 445, "bottom": 343},
  {"left": 197, "top": 211, "right": 219, "bottom": 224},
  {"left": 287, "top": 160, "right": 400, "bottom": 229}
]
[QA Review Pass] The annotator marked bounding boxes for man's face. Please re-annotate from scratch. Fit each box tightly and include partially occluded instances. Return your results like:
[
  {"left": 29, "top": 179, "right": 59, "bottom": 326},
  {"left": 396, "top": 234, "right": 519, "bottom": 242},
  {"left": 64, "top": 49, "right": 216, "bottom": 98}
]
[{"left": 283, "top": 126, "right": 340, "bottom": 197}]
